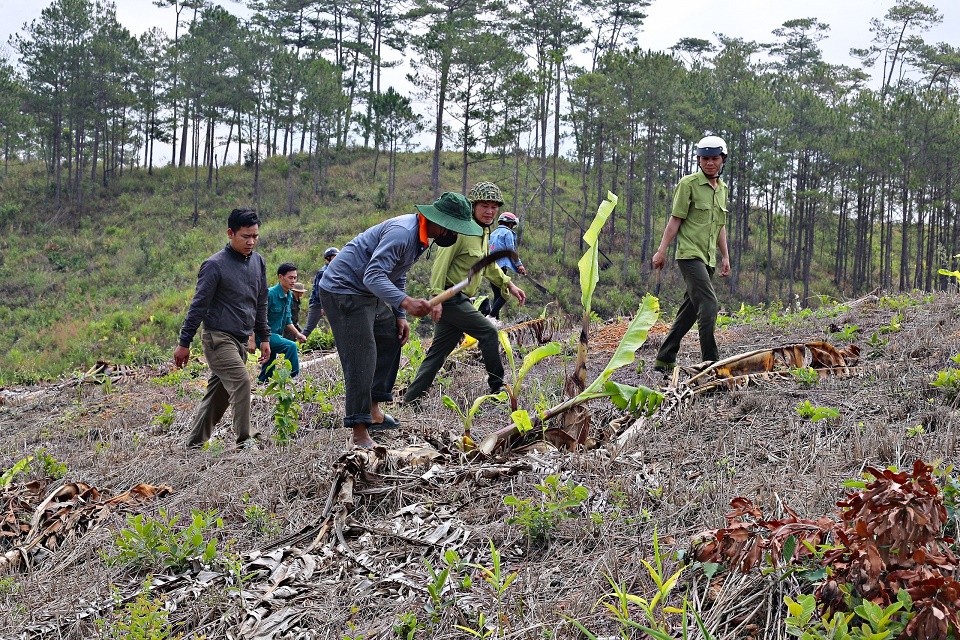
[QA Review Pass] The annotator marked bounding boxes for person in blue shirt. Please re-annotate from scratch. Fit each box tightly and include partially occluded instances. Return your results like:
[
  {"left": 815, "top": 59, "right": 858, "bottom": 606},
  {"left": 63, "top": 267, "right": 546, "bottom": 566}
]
[
  {"left": 486, "top": 212, "right": 526, "bottom": 320},
  {"left": 318, "top": 192, "right": 482, "bottom": 449},
  {"left": 258, "top": 263, "right": 307, "bottom": 382}
]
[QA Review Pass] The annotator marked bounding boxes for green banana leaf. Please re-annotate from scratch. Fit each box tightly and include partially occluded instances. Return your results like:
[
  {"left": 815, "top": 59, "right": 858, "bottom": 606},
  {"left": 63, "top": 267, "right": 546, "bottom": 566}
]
[
  {"left": 517, "top": 342, "right": 562, "bottom": 389},
  {"left": 583, "top": 293, "right": 660, "bottom": 395},
  {"left": 577, "top": 192, "right": 618, "bottom": 314}
]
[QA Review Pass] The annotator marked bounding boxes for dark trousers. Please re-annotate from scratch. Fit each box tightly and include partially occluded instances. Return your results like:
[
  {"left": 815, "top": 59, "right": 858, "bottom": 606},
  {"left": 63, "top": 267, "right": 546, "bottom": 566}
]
[
  {"left": 403, "top": 293, "right": 504, "bottom": 403},
  {"left": 488, "top": 271, "right": 514, "bottom": 319},
  {"left": 320, "top": 291, "right": 401, "bottom": 428},
  {"left": 655, "top": 259, "right": 720, "bottom": 366},
  {"left": 187, "top": 330, "right": 253, "bottom": 446}
]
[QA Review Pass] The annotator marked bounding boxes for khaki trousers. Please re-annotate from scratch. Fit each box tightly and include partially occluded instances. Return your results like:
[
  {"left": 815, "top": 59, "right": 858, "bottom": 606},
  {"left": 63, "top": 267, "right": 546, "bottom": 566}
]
[{"left": 187, "top": 329, "right": 254, "bottom": 446}]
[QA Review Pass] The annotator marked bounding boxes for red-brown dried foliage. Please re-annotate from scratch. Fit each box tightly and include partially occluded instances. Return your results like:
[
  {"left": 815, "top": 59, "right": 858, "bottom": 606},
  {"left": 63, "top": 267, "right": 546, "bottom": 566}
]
[{"left": 693, "top": 460, "right": 960, "bottom": 639}]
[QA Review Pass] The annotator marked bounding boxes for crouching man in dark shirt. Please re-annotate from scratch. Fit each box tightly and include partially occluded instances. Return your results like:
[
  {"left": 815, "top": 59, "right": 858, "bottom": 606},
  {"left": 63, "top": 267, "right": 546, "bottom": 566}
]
[{"left": 173, "top": 208, "right": 272, "bottom": 449}]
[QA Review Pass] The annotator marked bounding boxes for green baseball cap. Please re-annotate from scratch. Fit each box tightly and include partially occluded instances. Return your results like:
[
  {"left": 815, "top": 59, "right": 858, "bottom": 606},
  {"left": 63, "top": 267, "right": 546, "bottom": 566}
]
[{"left": 415, "top": 192, "right": 483, "bottom": 237}]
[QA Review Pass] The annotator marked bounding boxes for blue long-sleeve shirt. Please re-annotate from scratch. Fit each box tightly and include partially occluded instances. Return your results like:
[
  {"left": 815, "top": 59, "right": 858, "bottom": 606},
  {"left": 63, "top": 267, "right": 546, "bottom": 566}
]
[
  {"left": 178, "top": 244, "right": 270, "bottom": 347},
  {"left": 318, "top": 214, "right": 428, "bottom": 318},
  {"left": 489, "top": 225, "right": 523, "bottom": 271}
]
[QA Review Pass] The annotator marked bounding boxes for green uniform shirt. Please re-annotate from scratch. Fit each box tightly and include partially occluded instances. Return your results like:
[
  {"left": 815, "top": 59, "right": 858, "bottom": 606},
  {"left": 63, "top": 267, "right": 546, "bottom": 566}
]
[
  {"left": 671, "top": 170, "right": 728, "bottom": 268},
  {"left": 430, "top": 226, "right": 511, "bottom": 298},
  {"left": 265, "top": 283, "right": 292, "bottom": 336}
]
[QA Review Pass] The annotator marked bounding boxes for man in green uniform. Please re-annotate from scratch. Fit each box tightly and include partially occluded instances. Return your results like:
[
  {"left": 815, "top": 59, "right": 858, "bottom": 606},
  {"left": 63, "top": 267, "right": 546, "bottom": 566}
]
[
  {"left": 652, "top": 135, "right": 731, "bottom": 372},
  {"left": 403, "top": 182, "right": 525, "bottom": 404},
  {"left": 259, "top": 263, "right": 307, "bottom": 382}
]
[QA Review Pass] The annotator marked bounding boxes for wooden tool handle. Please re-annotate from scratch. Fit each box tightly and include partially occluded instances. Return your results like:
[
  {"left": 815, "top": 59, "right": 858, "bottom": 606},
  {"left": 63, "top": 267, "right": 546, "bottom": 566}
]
[{"left": 427, "top": 278, "right": 468, "bottom": 306}]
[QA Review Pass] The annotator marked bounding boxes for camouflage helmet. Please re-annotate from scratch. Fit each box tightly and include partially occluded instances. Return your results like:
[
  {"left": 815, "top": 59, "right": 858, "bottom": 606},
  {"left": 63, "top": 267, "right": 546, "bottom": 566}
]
[{"left": 467, "top": 181, "right": 504, "bottom": 206}]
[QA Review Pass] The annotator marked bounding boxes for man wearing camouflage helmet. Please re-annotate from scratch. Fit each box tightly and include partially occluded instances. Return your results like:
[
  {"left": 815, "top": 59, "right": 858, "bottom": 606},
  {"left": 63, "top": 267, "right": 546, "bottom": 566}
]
[
  {"left": 652, "top": 135, "right": 731, "bottom": 373},
  {"left": 404, "top": 182, "right": 526, "bottom": 404}
]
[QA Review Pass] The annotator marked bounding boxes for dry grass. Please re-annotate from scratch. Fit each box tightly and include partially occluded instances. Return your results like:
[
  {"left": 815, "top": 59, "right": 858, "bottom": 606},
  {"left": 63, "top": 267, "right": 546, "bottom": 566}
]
[{"left": 0, "top": 292, "right": 958, "bottom": 639}]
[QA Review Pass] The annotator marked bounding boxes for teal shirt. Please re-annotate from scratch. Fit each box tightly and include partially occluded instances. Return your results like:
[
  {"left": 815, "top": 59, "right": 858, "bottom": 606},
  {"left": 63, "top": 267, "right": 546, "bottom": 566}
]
[
  {"left": 671, "top": 170, "right": 728, "bottom": 268},
  {"left": 266, "top": 283, "right": 292, "bottom": 336}
]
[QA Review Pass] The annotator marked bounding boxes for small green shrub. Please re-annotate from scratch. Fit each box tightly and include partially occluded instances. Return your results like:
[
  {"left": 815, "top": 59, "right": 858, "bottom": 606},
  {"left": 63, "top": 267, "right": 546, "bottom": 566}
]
[
  {"left": 0, "top": 576, "right": 19, "bottom": 597},
  {"left": 423, "top": 549, "right": 467, "bottom": 622},
  {"left": 790, "top": 366, "right": 820, "bottom": 387},
  {"left": 831, "top": 324, "right": 859, "bottom": 341},
  {"left": 35, "top": 449, "right": 67, "bottom": 479},
  {"left": 866, "top": 331, "right": 888, "bottom": 357},
  {"left": 392, "top": 612, "right": 426, "bottom": 639},
  {"left": 103, "top": 580, "right": 183, "bottom": 640},
  {"left": 931, "top": 368, "right": 960, "bottom": 403},
  {"left": 785, "top": 591, "right": 911, "bottom": 640},
  {"left": 503, "top": 474, "right": 588, "bottom": 544},
  {"left": 151, "top": 403, "right": 175, "bottom": 430},
  {"left": 795, "top": 400, "right": 840, "bottom": 422},
  {"left": 243, "top": 503, "right": 282, "bottom": 537},
  {"left": 396, "top": 331, "right": 426, "bottom": 387},
  {"left": 0, "top": 448, "right": 67, "bottom": 488},
  {"left": 262, "top": 356, "right": 300, "bottom": 444},
  {"left": 109, "top": 508, "right": 223, "bottom": 572},
  {"left": 152, "top": 360, "right": 205, "bottom": 387},
  {"left": 303, "top": 326, "right": 335, "bottom": 351},
  {"left": 879, "top": 312, "right": 903, "bottom": 334}
]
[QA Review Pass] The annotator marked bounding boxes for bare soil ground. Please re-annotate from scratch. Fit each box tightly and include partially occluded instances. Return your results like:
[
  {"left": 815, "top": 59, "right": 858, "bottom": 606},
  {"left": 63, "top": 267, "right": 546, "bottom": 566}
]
[{"left": 0, "top": 292, "right": 957, "bottom": 639}]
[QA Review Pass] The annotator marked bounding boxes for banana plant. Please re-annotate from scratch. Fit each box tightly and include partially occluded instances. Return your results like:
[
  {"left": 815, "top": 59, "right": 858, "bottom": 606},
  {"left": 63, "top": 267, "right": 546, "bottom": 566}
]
[
  {"left": 478, "top": 192, "right": 664, "bottom": 455},
  {"left": 442, "top": 391, "right": 508, "bottom": 440},
  {"left": 498, "top": 330, "right": 562, "bottom": 411}
]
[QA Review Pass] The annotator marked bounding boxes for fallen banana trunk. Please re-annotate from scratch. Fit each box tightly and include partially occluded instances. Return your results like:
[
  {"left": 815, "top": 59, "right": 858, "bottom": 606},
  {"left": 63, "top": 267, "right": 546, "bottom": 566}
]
[
  {"left": 482, "top": 341, "right": 864, "bottom": 456},
  {"left": 615, "top": 341, "right": 865, "bottom": 447}
]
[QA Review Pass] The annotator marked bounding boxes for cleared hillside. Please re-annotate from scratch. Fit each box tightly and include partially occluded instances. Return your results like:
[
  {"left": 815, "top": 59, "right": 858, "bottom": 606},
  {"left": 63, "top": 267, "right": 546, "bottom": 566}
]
[{"left": 0, "top": 290, "right": 957, "bottom": 638}]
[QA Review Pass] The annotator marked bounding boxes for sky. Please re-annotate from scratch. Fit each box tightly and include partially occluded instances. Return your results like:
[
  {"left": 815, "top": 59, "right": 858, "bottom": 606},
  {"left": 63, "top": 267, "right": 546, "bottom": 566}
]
[
  {"left": 0, "top": 0, "right": 957, "bottom": 157},
  {"left": 2, "top": 0, "right": 957, "bottom": 69}
]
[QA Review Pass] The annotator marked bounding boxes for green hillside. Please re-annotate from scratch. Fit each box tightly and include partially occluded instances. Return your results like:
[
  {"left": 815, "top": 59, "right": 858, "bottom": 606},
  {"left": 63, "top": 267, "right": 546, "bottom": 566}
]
[{"left": 0, "top": 150, "right": 872, "bottom": 383}]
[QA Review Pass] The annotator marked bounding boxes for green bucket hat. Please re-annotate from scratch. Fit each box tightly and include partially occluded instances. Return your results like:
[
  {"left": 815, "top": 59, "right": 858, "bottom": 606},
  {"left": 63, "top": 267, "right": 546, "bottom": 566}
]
[{"left": 415, "top": 192, "right": 483, "bottom": 237}]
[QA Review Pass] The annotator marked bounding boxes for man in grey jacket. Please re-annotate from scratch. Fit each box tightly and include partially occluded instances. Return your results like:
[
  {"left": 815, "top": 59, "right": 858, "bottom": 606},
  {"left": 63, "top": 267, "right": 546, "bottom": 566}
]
[
  {"left": 318, "top": 192, "right": 482, "bottom": 449},
  {"left": 174, "top": 208, "right": 272, "bottom": 449}
]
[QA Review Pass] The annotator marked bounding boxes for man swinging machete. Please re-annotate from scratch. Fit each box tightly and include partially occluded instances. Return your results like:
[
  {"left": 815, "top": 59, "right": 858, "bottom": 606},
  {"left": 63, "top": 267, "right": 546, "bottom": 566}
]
[{"left": 404, "top": 182, "right": 526, "bottom": 404}]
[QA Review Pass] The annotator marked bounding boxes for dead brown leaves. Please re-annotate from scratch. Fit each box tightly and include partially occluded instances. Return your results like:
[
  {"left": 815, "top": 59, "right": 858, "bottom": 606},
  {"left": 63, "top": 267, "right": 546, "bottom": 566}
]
[
  {"left": 1, "top": 481, "right": 172, "bottom": 573},
  {"left": 694, "top": 460, "right": 960, "bottom": 639}
]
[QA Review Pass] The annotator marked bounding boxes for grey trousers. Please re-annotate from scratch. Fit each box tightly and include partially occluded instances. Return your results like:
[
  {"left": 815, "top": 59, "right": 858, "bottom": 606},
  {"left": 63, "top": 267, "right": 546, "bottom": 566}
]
[
  {"left": 319, "top": 291, "right": 401, "bottom": 428},
  {"left": 304, "top": 301, "right": 324, "bottom": 336},
  {"left": 187, "top": 330, "right": 254, "bottom": 446},
  {"left": 403, "top": 293, "right": 504, "bottom": 403},
  {"left": 655, "top": 258, "right": 720, "bottom": 366}
]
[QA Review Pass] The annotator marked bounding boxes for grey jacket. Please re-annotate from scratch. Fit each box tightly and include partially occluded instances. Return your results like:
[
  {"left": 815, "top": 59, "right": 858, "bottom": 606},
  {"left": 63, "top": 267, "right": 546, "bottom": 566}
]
[
  {"left": 318, "top": 214, "right": 427, "bottom": 318},
  {"left": 178, "top": 244, "right": 270, "bottom": 347}
]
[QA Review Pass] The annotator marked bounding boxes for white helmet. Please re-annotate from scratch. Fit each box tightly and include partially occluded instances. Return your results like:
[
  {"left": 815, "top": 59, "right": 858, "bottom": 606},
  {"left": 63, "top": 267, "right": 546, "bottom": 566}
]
[{"left": 695, "top": 135, "right": 728, "bottom": 158}]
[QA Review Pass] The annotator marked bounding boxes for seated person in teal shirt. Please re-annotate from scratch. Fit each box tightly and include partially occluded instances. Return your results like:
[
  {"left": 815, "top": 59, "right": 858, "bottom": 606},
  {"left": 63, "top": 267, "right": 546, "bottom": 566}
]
[{"left": 259, "top": 263, "right": 307, "bottom": 382}]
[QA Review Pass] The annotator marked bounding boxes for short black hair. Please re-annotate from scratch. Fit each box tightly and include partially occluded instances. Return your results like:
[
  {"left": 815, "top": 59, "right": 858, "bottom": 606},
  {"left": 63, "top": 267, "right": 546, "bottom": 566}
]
[
  {"left": 228, "top": 208, "right": 260, "bottom": 231},
  {"left": 277, "top": 262, "right": 298, "bottom": 276}
]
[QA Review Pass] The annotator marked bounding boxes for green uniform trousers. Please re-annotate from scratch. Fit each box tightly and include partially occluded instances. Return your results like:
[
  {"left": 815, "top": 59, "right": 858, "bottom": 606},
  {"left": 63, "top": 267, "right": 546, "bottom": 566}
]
[
  {"left": 403, "top": 293, "right": 504, "bottom": 403},
  {"left": 655, "top": 258, "right": 720, "bottom": 368},
  {"left": 187, "top": 329, "right": 254, "bottom": 446}
]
